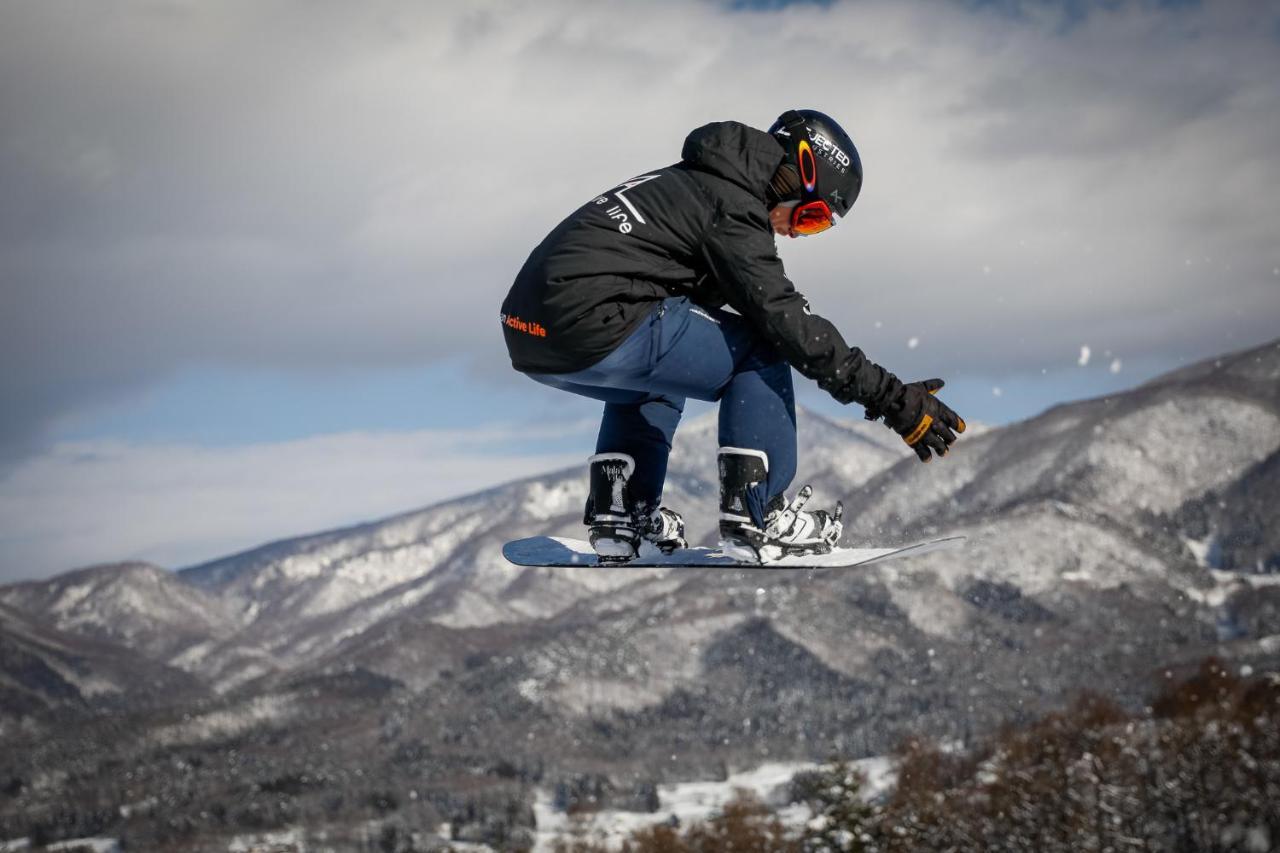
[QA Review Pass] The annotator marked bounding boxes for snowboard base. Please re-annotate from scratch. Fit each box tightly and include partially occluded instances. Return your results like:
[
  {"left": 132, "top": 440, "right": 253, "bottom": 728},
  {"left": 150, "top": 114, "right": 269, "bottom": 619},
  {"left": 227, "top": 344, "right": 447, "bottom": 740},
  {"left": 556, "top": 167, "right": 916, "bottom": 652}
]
[{"left": 502, "top": 535, "right": 964, "bottom": 570}]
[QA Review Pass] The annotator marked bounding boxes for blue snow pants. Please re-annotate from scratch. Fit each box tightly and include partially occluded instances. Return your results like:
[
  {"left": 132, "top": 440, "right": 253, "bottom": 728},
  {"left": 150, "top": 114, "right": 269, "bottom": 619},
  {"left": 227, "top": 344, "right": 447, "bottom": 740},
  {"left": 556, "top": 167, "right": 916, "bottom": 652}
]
[{"left": 526, "top": 296, "right": 795, "bottom": 525}]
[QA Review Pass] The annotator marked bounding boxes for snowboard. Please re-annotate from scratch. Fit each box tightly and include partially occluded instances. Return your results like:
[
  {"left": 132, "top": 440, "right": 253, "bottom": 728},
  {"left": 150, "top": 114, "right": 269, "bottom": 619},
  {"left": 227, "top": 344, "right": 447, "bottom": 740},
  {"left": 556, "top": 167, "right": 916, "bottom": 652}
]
[{"left": 502, "top": 535, "right": 964, "bottom": 570}]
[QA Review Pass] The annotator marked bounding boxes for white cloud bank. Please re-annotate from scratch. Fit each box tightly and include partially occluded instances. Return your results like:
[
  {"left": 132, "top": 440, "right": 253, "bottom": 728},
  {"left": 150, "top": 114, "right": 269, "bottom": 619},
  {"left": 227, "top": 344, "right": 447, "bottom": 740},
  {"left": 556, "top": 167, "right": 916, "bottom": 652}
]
[{"left": 0, "top": 427, "right": 588, "bottom": 581}]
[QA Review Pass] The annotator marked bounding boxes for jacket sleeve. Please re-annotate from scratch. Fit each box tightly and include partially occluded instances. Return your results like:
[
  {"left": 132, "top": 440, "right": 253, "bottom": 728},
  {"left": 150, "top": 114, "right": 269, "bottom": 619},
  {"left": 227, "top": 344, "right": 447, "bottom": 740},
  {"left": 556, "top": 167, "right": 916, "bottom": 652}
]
[{"left": 700, "top": 204, "right": 901, "bottom": 408}]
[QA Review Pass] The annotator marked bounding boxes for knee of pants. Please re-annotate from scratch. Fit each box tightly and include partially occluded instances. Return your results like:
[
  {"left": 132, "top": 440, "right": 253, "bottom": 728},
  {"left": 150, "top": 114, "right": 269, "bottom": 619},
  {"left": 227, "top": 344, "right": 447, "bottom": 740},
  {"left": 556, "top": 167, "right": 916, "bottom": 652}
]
[{"left": 646, "top": 396, "right": 685, "bottom": 432}]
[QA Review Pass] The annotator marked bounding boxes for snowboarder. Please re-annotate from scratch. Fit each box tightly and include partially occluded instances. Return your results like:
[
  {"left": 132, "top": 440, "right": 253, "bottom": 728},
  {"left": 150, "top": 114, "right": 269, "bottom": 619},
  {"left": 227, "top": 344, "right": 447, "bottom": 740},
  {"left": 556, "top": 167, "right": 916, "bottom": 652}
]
[{"left": 501, "top": 109, "right": 965, "bottom": 563}]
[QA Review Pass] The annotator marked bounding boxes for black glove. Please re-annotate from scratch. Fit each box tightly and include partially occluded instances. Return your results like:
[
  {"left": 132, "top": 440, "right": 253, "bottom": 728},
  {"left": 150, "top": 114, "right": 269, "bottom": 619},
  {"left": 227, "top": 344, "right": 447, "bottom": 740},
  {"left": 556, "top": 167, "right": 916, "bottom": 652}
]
[{"left": 869, "top": 378, "right": 966, "bottom": 463}]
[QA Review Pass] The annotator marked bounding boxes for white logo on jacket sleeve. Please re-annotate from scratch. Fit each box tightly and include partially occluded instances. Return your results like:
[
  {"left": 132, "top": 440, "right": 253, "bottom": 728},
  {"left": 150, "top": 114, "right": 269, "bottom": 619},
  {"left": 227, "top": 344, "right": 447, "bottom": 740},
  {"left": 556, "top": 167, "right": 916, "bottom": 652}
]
[{"left": 592, "top": 174, "right": 661, "bottom": 234}]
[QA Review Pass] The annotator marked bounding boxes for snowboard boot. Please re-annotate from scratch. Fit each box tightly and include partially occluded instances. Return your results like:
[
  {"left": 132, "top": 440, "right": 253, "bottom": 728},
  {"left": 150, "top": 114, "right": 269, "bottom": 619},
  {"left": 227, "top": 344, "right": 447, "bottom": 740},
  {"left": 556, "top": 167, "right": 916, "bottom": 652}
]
[
  {"left": 717, "top": 447, "right": 843, "bottom": 563},
  {"left": 585, "top": 453, "right": 686, "bottom": 563}
]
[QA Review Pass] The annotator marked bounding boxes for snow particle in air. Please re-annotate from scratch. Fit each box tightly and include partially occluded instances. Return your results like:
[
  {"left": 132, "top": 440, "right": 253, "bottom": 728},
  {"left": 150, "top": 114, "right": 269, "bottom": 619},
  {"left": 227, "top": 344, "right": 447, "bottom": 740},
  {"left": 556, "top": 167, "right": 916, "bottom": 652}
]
[
  {"left": 1110, "top": 358, "right": 1122, "bottom": 374},
  {"left": 1078, "top": 346, "right": 1091, "bottom": 367},
  {"left": 907, "top": 337, "right": 919, "bottom": 349},
  {"left": 992, "top": 387, "right": 1003, "bottom": 397}
]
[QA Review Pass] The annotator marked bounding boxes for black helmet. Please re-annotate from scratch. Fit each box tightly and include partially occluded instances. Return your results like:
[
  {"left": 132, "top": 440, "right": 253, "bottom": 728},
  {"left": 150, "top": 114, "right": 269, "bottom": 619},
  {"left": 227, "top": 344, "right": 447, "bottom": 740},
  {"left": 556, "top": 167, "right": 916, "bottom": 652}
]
[{"left": 768, "top": 109, "right": 863, "bottom": 217}]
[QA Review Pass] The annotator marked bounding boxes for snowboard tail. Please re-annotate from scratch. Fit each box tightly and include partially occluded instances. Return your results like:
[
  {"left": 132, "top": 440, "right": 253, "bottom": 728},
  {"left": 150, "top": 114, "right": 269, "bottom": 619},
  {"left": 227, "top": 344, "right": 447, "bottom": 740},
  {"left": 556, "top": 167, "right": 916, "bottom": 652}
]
[{"left": 502, "top": 535, "right": 964, "bottom": 570}]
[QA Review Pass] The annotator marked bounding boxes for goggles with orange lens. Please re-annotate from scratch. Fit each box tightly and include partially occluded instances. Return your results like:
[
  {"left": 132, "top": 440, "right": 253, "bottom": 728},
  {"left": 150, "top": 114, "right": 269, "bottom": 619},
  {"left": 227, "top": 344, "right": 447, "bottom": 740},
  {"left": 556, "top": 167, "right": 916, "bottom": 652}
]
[{"left": 790, "top": 199, "right": 835, "bottom": 235}]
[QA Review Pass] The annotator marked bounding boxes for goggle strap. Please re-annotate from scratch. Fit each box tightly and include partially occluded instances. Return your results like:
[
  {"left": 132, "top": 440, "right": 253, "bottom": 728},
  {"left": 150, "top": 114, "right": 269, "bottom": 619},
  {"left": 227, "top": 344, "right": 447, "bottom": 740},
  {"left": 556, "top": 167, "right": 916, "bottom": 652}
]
[
  {"left": 778, "top": 110, "right": 807, "bottom": 136},
  {"left": 778, "top": 110, "right": 820, "bottom": 205}
]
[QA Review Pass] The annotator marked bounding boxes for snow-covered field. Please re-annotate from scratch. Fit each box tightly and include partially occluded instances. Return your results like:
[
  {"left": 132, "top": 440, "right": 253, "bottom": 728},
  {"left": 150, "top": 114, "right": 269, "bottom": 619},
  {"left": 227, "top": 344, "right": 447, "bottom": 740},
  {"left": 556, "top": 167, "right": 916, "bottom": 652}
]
[
  {"left": 532, "top": 758, "right": 894, "bottom": 851},
  {"left": 0, "top": 839, "right": 121, "bottom": 852}
]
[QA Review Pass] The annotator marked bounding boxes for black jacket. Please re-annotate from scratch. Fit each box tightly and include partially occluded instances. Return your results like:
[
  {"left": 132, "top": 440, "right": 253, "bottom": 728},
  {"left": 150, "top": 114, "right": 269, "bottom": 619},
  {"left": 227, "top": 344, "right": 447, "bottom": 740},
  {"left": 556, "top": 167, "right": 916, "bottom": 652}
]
[{"left": 500, "top": 121, "right": 898, "bottom": 408}]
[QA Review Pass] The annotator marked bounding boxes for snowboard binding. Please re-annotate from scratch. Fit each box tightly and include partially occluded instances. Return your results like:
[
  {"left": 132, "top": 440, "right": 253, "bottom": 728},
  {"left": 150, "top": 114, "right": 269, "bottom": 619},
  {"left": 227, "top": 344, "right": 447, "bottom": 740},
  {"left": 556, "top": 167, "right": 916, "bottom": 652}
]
[
  {"left": 717, "top": 447, "right": 843, "bottom": 563},
  {"left": 585, "top": 452, "right": 686, "bottom": 564}
]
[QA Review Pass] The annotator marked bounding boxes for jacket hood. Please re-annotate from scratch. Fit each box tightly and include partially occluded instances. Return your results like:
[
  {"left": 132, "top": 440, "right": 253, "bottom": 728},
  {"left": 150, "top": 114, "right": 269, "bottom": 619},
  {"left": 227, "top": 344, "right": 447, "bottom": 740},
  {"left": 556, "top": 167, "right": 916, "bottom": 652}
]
[{"left": 681, "top": 121, "right": 786, "bottom": 203}]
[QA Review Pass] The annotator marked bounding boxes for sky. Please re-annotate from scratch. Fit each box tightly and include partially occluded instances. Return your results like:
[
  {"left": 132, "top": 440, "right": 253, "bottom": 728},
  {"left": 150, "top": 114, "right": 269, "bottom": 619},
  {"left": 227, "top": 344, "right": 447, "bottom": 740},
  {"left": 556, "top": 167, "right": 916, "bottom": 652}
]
[{"left": 2, "top": 0, "right": 1278, "bottom": 582}]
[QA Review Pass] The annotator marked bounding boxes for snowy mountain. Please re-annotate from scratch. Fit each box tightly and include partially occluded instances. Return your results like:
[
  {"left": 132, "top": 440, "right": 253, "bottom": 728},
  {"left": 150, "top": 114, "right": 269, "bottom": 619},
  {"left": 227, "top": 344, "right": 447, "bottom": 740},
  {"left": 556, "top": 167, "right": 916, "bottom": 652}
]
[
  {"left": 1, "top": 339, "right": 1278, "bottom": 850},
  {"left": 0, "top": 595, "right": 204, "bottom": 717},
  {"left": 0, "top": 562, "right": 225, "bottom": 715},
  {"left": 842, "top": 338, "right": 1280, "bottom": 536},
  {"left": 0, "top": 561, "right": 236, "bottom": 664}
]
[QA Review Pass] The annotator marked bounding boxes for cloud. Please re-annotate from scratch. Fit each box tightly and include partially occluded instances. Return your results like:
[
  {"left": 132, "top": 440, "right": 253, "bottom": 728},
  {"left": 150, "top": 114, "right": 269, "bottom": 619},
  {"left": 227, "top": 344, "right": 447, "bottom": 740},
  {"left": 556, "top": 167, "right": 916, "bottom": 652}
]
[
  {"left": 0, "top": 423, "right": 593, "bottom": 582},
  {"left": 2, "top": 0, "right": 1278, "bottom": 458}
]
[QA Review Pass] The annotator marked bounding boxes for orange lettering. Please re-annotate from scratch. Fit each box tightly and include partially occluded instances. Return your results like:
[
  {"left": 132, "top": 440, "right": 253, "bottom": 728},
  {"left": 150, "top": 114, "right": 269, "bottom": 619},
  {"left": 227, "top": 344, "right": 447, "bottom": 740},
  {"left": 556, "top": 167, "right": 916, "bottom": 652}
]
[{"left": 501, "top": 314, "right": 550, "bottom": 340}]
